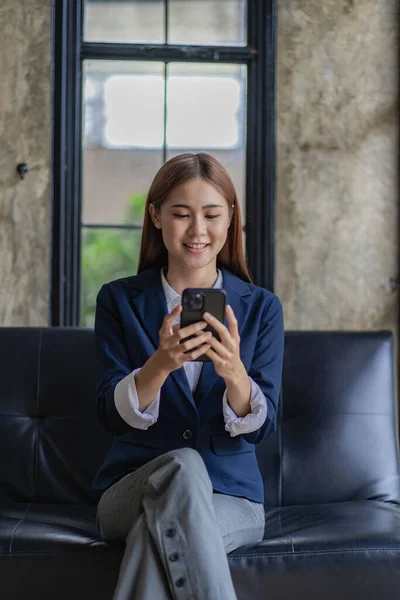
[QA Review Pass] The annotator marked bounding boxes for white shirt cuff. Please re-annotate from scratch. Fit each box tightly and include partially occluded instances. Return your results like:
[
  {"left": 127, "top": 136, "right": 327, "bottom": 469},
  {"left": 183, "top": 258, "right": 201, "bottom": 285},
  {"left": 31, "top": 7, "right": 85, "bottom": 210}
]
[
  {"left": 114, "top": 368, "right": 160, "bottom": 429},
  {"left": 222, "top": 377, "right": 267, "bottom": 437}
]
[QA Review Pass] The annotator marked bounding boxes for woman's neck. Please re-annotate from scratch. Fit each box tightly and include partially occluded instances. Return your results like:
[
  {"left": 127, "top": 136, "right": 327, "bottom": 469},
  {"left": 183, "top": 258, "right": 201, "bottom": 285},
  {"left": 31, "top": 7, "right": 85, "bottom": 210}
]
[{"left": 163, "top": 263, "right": 219, "bottom": 295}]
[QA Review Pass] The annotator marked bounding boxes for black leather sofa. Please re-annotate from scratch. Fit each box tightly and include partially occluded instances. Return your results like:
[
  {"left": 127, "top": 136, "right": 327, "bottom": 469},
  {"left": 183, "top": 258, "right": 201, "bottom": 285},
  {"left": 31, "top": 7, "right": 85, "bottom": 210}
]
[{"left": 1, "top": 328, "right": 399, "bottom": 599}]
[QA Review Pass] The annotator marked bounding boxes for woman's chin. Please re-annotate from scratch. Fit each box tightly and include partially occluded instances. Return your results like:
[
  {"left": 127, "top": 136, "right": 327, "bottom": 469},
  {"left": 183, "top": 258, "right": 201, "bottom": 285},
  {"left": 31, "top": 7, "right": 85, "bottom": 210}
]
[{"left": 173, "top": 253, "right": 217, "bottom": 270}]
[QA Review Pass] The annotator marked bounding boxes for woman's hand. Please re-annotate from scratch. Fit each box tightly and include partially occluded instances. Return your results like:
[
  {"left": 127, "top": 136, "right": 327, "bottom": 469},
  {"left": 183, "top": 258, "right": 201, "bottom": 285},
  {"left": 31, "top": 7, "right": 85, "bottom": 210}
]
[
  {"left": 202, "top": 305, "right": 246, "bottom": 384},
  {"left": 153, "top": 305, "right": 213, "bottom": 375}
]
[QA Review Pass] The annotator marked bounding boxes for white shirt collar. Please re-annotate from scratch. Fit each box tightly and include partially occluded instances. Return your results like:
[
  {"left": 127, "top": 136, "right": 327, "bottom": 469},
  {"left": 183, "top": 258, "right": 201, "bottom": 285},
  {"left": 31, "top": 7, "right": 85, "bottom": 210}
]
[{"left": 160, "top": 267, "right": 223, "bottom": 308}]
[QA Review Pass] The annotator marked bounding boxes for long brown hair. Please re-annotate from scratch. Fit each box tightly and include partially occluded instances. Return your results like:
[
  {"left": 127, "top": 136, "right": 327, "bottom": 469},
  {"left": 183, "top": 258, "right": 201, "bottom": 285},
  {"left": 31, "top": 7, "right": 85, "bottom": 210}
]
[{"left": 137, "top": 152, "right": 252, "bottom": 283}]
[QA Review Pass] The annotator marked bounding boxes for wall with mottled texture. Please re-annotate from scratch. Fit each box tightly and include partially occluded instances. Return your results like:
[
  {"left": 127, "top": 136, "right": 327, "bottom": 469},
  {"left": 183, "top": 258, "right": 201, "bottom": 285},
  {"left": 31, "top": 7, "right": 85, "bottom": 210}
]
[
  {"left": 0, "top": 0, "right": 398, "bottom": 335},
  {"left": 275, "top": 1, "right": 399, "bottom": 334},
  {"left": 0, "top": 0, "right": 51, "bottom": 325}
]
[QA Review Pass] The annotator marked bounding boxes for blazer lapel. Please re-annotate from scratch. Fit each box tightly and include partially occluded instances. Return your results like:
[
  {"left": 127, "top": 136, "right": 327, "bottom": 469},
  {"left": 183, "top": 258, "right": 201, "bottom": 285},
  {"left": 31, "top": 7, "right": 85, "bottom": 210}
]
[
  {"left": 194, "top": 267, "right": 252, "bottom": 406},
  {"left": 129, "top": 267, "right": 195, "bottom": 409}
]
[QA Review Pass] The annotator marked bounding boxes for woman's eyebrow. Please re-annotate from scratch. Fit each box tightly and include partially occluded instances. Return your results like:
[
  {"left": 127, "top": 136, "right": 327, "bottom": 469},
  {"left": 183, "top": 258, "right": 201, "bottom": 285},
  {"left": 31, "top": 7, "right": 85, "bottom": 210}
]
[{"left": 169, "top": 203, "right": 224, "bottom": 209}]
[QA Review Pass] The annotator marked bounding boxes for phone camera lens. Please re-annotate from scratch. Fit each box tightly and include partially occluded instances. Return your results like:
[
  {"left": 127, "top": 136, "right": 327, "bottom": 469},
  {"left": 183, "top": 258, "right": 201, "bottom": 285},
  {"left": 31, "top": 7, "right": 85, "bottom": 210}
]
[
  {"left": 192, "top": 294, "right": 203, "bottom": 309},
  {"left": 185, "top": 292, "right": 204, "bottom": 310}
]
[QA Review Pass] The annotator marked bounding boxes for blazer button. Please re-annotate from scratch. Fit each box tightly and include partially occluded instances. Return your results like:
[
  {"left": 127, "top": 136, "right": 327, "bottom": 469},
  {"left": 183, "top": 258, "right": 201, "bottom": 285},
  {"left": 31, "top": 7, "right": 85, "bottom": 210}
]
[
  {"left": 165, "top": 528, "right": 177, "bottom": 538},
  {"left": 182, "top": 429, "right": 193, "bottom": 440}
]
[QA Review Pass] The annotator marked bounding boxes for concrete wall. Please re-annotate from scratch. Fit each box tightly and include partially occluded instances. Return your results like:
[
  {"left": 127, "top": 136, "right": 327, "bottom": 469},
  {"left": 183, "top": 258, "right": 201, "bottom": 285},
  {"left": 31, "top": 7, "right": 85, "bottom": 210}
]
[
  {"left": 0, "top": 0, "right": 51, "bottom": 326},
  {"left": 0, "top": 1, "right": 398, "bottom": 336},
  {"left": 275, "top": 1, "right": 399, "bottom": 335}
]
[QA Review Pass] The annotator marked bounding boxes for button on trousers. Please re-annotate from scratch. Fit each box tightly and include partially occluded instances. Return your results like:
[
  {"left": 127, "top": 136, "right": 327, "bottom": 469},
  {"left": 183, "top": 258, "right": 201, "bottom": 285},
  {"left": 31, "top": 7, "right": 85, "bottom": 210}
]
[{"left": 96, "top": 448, "right": 265, "bottom": 600}]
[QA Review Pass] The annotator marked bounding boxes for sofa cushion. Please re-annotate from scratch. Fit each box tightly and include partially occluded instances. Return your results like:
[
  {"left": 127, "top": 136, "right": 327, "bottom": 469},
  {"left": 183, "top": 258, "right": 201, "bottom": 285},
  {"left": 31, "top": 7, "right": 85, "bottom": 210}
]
[
  {"left": 1, "top": 500, "right": 400, "bottom": 600},
  {"left": 1, "top": 500, "right": 399, "bottom": 555},
  {"left": 0, "top": 503, "right": 117, "bottom": 552}
]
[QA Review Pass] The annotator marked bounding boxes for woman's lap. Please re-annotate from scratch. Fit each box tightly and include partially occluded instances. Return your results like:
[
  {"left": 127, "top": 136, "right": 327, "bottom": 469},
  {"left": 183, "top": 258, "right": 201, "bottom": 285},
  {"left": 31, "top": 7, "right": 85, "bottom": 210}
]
[{"left": 97, "top": 448, "right": 265, "bottom": 554}]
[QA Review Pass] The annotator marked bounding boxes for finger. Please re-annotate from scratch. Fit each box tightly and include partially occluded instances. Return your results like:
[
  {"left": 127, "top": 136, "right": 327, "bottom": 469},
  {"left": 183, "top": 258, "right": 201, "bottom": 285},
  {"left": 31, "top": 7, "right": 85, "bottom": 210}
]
[
  {"left": 179, "top": 331, "right": 213, "bottom": 353},
  {"left": 185, "top": 342, "right": 212, "bottom": 361},
  {"left": 202, "top": 346, "right": 220, "bottom": 363},
  {"left": 176, "top": 320, "right": 208, "bottom": 341},
  {"left": 206, "top": 334, "right": 232, "bottom": 359},
  {"left": 168, "top": 324, "right": 208, "bottom": 351},
  {"left": 162, "top": 305, "right": 182, "bottom": 328},
  {"left": 160, "top": 306, "right": 182, "bottom": 336},
  {"left": 160, "top": 322, "right": 182, "bottom": 348},
  {"left": 203, "top": 312, "right": 231, "bottom": 344},
  {"left": 226, "top": 304, "right": 240, "bottom": 338}
]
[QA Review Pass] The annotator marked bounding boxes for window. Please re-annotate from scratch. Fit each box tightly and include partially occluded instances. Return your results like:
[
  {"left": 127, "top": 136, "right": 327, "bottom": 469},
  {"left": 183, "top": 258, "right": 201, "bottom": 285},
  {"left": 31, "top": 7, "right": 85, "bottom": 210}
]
[
  {"left": 52, "top": 0, "right": 276, "bottom": 326},
  {"left": 87, "top": 71, "right": 244, "bottom": 150}
]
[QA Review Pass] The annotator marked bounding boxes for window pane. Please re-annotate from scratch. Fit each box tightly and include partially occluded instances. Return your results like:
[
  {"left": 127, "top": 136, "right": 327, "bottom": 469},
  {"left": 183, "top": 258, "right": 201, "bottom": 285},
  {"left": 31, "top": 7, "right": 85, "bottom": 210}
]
[
  {"left": 80, "top": 228, "right": 142, "bottom": 326},
  {"left": 84, "top": 0, "right": 165, "bottom": 44},
  {"left": 166, "top": 63, "right": 247, "bottom": 234},
  {"left": 166, "top": 66, "right": 244, "bottom": 150},
  {"left": 169, "top": 0, "right": 247, "bottom": 46},
  {"left": 82, "top": 60, "right": 164, "bottom": 225}
]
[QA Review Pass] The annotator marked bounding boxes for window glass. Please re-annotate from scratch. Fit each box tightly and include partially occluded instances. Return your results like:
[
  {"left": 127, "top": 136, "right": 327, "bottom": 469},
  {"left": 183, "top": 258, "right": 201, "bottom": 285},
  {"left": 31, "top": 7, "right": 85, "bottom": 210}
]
[
  {"left": 82, "top": 60, "right": 164, "bottom": 226},
  {"left": 84, "top": 0, "right": 165, "bottom": 44},
  {"left": 81, "top": 228, "right": 142, "bottom": 326},
  {"left": 169, "top": 0, "right": 247, "bottom": 46},
  {"left": 166, "top": 63, "right": 247, "bottom": 236}
]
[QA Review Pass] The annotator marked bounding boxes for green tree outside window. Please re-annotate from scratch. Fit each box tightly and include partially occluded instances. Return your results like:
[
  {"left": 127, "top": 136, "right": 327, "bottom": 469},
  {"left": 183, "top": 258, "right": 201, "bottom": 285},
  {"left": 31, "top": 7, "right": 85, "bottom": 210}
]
[{"left": 81, "top": 192, "right": 146, "bottom": 327}]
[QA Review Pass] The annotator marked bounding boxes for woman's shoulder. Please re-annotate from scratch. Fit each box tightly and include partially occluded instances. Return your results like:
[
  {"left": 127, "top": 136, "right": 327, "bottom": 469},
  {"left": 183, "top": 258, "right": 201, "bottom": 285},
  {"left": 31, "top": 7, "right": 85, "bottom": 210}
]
[
  {"left": 246, "top": 282, "right": 283, "bottom": 322},
  {"left": 223, "top": 268, "right": 281, "bottom": 308}
]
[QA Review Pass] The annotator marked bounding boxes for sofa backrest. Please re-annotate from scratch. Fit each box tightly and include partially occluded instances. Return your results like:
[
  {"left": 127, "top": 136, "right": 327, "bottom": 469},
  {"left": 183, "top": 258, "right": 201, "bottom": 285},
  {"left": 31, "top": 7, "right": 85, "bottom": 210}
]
[
  {"left": 258, "top": 331, "right": 400, "bottom": 507},
  {"left": 0, "top": 328, "right": 111, "bottom": 504},
  {"left": 0, "top": 328, "right": 399, "bottom": 506}
]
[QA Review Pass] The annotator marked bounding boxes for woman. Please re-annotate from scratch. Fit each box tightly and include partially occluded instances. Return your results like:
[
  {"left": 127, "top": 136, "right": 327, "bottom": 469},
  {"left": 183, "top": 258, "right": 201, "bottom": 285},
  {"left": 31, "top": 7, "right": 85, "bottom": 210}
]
[{"left": 92, "top": 152, "right": 284, "bottom": 600}]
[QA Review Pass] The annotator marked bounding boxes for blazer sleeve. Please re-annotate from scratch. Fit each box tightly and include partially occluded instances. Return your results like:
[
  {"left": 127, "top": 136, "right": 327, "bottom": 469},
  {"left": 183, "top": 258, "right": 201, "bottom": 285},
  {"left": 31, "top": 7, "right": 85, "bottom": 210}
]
[
  {"left": 95, "top": 283, "right": 137, "bottom": 435},
  {"left": 240, "top": 294, "right": 284, "bottom": 445}
]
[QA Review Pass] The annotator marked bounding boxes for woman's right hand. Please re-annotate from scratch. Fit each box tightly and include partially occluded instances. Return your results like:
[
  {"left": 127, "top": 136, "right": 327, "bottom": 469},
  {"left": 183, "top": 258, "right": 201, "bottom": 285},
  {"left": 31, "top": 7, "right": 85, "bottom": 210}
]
[{"left": 153, "top": 305, "right": 212, "bottom": 374}]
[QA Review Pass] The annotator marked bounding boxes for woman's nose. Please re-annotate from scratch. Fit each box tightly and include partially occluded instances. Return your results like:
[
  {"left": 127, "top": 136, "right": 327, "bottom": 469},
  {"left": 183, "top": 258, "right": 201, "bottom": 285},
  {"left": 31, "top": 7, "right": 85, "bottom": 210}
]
[{"left": 188, "top": 217, "right": 206, "bottom": 234}]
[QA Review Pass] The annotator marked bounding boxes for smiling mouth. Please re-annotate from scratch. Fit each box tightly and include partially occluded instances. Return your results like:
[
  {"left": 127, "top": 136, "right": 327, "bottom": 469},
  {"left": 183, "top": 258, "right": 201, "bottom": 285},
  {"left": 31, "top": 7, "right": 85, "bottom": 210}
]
[
  {"left": 183, "top": 243, "right": 210, "bottom": 249},
  {"left": 183, "top": 243, "right": 210, "bottom": 254}
]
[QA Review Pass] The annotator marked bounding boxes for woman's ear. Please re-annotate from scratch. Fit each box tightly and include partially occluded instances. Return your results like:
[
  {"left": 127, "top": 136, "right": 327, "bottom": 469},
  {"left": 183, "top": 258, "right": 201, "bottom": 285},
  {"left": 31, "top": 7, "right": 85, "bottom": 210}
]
[{"left": 149, "top": 203, "right": 162, "bottom": 230}]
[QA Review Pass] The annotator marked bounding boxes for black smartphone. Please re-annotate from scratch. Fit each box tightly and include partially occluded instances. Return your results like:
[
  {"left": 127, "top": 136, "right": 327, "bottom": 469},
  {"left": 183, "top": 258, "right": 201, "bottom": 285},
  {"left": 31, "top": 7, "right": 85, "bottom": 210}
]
[{"left": 180, "top": 288, "right": 227, "bottom": 362}]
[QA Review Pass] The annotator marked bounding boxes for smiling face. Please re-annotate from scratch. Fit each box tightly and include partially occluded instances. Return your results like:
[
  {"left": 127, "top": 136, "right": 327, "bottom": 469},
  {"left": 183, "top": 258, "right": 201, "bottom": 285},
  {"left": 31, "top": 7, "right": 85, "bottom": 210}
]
[{"left": 149, "top": 178, "right": 233, "bottom": 274}]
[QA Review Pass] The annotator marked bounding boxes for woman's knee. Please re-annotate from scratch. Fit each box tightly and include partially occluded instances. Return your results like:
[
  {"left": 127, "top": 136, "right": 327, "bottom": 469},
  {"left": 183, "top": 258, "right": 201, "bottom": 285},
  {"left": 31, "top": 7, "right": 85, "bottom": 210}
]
[{"left": 160, "top": 447, "right": 212, "bottom": 490}]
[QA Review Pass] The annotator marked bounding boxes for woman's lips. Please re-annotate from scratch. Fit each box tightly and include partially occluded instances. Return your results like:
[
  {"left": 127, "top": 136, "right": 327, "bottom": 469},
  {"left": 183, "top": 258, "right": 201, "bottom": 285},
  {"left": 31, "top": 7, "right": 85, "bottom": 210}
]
[{"left": 183, "top": 244, "right": 210, "bottom": 254}]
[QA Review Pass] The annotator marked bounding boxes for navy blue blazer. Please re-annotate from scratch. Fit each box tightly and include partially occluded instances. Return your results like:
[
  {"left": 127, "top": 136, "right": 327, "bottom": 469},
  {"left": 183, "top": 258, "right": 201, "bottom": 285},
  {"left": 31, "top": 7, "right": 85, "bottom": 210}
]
[{"left": 91, "top": 265, "right": 284, "bottom": 503}]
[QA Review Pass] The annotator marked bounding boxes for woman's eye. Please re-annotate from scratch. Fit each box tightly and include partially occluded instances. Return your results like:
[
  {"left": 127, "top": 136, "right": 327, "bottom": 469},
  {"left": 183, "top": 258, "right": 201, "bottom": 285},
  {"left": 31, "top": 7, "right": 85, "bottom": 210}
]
[{"left": 172, "top": 213, "right": 220, "bottom": 220}]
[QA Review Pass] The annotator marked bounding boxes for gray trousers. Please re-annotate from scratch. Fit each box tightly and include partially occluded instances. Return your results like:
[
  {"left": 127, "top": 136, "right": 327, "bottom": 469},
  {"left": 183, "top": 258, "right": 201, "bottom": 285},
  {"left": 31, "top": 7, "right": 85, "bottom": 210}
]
[{"left": 96, "top": 447, "right": 265, "bottom": 600}]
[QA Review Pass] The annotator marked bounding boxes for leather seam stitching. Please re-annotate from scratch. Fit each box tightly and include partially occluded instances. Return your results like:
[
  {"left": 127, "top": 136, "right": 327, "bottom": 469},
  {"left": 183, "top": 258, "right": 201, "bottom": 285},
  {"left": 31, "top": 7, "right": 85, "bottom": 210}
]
[
  {"left": 8, "top": 504, "right": 31, "bottom": 553},
  {"left": 4, "top": 548, "right": 400, "bottom": 558},
  {"left": 228, "top": 548, "right": 400, "bottom": 558}
]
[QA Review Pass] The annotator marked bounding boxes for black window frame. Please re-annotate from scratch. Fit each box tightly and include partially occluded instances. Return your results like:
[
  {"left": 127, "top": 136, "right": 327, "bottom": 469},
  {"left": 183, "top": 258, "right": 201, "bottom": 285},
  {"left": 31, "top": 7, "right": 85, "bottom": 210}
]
[{"left": 51, "top": 0, "right": 276, "bottom": 326}]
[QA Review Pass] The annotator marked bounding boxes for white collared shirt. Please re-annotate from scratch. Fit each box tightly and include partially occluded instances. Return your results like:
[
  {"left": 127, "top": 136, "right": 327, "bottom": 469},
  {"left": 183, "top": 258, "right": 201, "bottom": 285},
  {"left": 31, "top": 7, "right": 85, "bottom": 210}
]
[{"left": 114, "top": 267, "right": 267, "bottom": 437}]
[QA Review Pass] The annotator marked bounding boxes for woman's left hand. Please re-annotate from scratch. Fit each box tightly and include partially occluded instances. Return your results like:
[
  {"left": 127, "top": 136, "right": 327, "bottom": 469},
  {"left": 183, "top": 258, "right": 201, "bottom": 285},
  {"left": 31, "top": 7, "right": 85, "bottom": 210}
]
[{"left": 203, "top": 305, "right": 245, "bottom": 383}]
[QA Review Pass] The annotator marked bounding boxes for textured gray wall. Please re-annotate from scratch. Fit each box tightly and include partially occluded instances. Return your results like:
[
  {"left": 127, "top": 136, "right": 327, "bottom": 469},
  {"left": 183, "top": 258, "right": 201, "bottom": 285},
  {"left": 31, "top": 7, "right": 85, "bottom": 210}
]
[
  {"left": 0, "top": 1, "right": 398, "bottom": 335},
  {"left": 0, "top": 0, "right": 51, "bottom": 325},
  {"left": 275, "top": 1, "right": 399, "bottom": 333}
]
